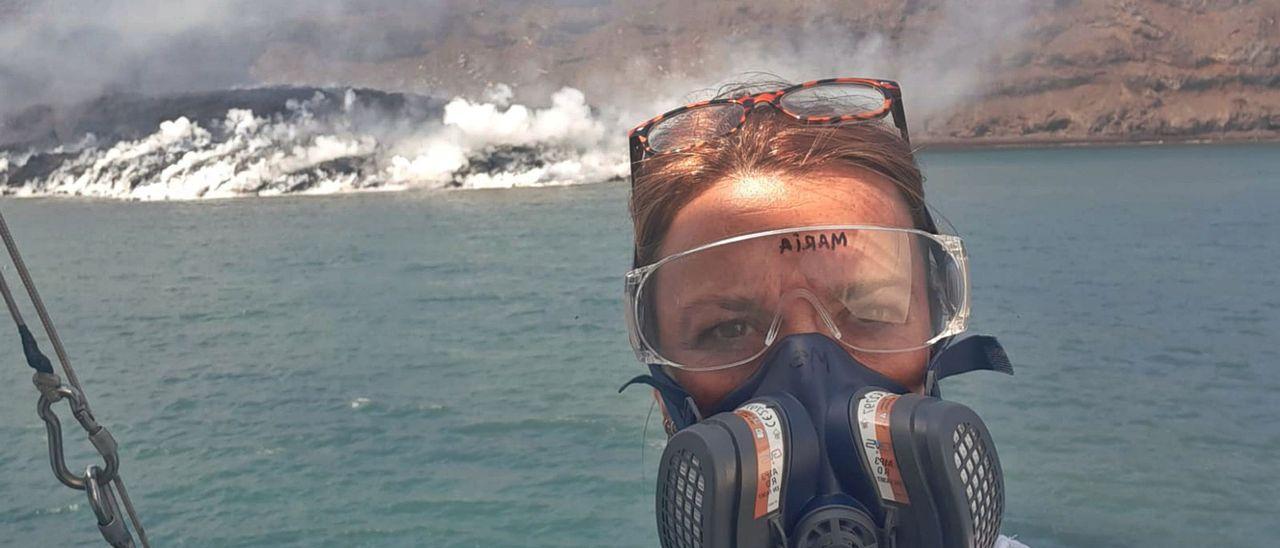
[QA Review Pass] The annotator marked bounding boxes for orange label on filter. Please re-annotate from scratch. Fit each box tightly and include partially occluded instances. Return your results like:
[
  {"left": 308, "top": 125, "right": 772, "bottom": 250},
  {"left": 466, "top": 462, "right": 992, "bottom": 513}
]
[
  {"left": 856, "top": 391, "right": 911, "bottom": 505},
  {"left": 734, "top": 403, "right": 785, "bottom": 518}
]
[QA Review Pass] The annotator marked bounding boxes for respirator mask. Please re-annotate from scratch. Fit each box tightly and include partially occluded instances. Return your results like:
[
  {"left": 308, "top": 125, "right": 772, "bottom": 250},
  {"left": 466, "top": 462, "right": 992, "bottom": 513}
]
[{"left": 621, "top": 226, "right": 1014, "bottom": 548}]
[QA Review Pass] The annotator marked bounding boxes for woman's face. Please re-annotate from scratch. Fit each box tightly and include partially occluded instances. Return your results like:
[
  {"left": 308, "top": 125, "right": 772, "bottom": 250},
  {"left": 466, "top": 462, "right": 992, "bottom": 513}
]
[{"left": 654, "top": 167, "right": 931, "bottom": 410}]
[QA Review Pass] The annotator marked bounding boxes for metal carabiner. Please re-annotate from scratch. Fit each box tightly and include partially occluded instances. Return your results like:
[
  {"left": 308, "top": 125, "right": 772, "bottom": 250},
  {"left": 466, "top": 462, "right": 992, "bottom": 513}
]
[
  {"left": 35, "top": 373, "right": 120, "bottom": 490},
  {"left": 86, "top": 465, "right": 136, "bottom": 548},
  {"left": 2, "top": 208, "right": 148, "bottom": 547}
]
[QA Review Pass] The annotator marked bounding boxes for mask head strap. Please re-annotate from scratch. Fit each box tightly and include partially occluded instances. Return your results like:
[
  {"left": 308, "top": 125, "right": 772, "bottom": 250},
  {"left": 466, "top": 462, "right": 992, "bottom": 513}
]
[
  {"left": 619, "top": 365, "right": 703, "bottom": 433},
  {"left": 923, "top": 333, "right": 1013, "bottom": 397}
]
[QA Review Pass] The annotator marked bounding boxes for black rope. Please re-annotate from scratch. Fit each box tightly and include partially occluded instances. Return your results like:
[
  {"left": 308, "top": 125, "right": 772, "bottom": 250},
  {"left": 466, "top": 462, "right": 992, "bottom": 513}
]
[
  {"left": 0, "top": 211, "right": 87, "bottom": 396},
  {"left": 0, "top": 267, "right": 54, "bottom": 374}
]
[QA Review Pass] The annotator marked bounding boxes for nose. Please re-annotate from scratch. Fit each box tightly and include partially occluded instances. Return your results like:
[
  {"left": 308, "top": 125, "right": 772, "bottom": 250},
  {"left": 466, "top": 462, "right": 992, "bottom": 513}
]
[{"left": 768, "top": 289, "right": 843, "bottom": 344}]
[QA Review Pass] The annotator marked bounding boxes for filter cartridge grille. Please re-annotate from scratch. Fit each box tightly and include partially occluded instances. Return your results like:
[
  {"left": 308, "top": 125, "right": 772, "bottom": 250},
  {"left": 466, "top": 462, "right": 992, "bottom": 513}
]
[
  {"left": 659, "top": 449, "right": 706, "bottom": 548},
  {"left": 794, "top": 506, "right": 881, "bottom": 548},
  {"left": 953, "top": 422, "right": 1003, "bottom": 548}
]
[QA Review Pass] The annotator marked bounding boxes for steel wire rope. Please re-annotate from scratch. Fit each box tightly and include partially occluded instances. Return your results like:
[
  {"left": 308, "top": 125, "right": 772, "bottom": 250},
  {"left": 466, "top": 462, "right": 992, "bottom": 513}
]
[{"left": 0, "top": 209, "right": 150, "bottom": 548}]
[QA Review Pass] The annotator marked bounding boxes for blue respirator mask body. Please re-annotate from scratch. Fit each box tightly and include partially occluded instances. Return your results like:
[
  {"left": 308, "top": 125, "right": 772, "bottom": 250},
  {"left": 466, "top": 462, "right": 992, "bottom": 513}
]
[{"left": 622, "top": 333, "right": 1012, "bottom": 548}]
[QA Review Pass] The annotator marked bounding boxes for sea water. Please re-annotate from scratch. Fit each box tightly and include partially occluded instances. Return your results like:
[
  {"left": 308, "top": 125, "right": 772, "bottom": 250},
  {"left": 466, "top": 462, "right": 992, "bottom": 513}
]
[{"left": 0, "top": 144, "right": 1276, "bottom": 547}]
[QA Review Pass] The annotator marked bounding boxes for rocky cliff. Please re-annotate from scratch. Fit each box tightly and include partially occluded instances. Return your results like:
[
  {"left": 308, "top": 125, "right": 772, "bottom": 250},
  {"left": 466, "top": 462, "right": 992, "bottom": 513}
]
[
  {"left": 4, "top": 0, "right": 1278, "bottom": 147},
  {"left": 248, "top": 0, "right": 1280, "bottom": 145}
]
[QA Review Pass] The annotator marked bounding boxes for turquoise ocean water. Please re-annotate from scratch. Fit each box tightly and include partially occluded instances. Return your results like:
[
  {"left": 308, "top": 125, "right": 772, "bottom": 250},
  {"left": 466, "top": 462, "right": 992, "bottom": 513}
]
[{"left": 0, "top": 144, "right": 1276, "bottom": 547}]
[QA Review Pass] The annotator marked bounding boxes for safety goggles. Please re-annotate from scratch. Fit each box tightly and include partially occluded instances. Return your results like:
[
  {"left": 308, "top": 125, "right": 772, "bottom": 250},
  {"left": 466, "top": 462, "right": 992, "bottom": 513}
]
[
  {"left": 624, "top": 226, "right": 969, "bottom": 371},
  {"left": 628, "top": 77, "right": 909, "bottom": 167}
]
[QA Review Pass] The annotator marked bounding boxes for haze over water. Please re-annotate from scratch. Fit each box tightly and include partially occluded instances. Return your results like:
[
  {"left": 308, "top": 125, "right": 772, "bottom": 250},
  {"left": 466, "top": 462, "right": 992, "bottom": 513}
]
[{"left": 0, "top": 144, "right": 1276, "bottom": 547}]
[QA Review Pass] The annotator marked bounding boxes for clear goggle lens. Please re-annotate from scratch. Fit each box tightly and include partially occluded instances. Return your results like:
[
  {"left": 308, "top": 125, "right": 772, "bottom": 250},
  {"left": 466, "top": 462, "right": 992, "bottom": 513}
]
[{"left": 627, "top": 226, "right": 968, "bottom": 371}]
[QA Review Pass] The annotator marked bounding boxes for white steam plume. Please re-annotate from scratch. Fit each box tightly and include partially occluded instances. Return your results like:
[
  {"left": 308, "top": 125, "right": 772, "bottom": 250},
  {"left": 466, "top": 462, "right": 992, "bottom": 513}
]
[
  {"left": 0, "top": 0, "right": 1036, "bottom": 200},
  {"left": 0, "top": 87, "right": 627, "bottom": 200}
]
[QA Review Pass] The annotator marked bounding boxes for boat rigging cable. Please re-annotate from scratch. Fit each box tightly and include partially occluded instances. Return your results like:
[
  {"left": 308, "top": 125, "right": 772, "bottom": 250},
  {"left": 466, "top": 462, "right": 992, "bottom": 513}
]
[{"left": 0, "top": 209, "right": 149, "bottom": 548}]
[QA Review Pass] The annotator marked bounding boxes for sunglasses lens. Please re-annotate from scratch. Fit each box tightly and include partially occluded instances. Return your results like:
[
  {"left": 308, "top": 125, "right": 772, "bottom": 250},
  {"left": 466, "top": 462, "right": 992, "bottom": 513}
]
[
  {"left": 779, "top": 82, "right": 889, "bottom": 120},
  {"left": 646, "top": 103, "right": 744, "bottom": 153}
]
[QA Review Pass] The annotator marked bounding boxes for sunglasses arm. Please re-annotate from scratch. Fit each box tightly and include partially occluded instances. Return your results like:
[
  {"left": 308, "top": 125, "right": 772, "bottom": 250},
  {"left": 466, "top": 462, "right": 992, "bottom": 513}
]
[
  {"left": 629, "top": 134, "right": 647, "bottom": 167},
  {"left": 891, "top": 97, "right": 911, "bottom": 146}
]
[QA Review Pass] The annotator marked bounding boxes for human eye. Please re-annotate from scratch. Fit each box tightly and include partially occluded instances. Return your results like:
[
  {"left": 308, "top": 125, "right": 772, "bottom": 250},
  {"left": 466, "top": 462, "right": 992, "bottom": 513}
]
[
  {"left": 837, "top": 281, "right": 911, "bottom": 326},
  {"left": 691, "top": 317, "right": 762, "bottom": 350},
  {"left": 834, "top": 304, "right": 898, "bottom": 332},
  {"left": 708, "top": 319, "right": 751, "bottom": 340}
]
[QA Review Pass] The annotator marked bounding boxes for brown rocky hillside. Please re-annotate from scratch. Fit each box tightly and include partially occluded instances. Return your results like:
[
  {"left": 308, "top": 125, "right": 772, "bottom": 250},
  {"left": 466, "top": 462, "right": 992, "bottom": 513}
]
[
  {"left": 248, "top": 0, "right": 1280, "bottom": 146},
  {"left": 3, "top": 0, "right": 1277, "bottom": 147}
]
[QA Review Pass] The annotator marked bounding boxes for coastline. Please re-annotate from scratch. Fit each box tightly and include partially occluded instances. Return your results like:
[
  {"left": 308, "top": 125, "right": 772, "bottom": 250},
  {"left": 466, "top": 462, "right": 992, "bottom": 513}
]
[
  {"left": 916, "top": 133, "right": 1280, "bottom": 152},
  {"left": 3, "top": 128, "right": 1276, "bottom": 201}
]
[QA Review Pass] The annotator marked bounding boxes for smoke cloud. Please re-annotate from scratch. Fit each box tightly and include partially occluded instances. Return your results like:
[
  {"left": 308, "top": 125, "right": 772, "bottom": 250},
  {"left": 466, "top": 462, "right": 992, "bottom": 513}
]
[
  {"left": 1, "top": 1, "right": 1033, "bottom": 124},
  {"left": 608, "top": 1, "right": 1035, "bottom": 137},
  {"left": 0, "top": 0, "right": 1035, "bottom": 199},
  {"left": 0, "top": 0, "right": 454, "bottom": 116}
]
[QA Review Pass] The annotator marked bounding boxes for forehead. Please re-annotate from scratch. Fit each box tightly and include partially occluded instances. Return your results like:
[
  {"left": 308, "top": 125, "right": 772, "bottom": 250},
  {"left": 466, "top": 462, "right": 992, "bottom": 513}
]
[{"left": 659, "top": 167, "right": 915, "bottom": 258}]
